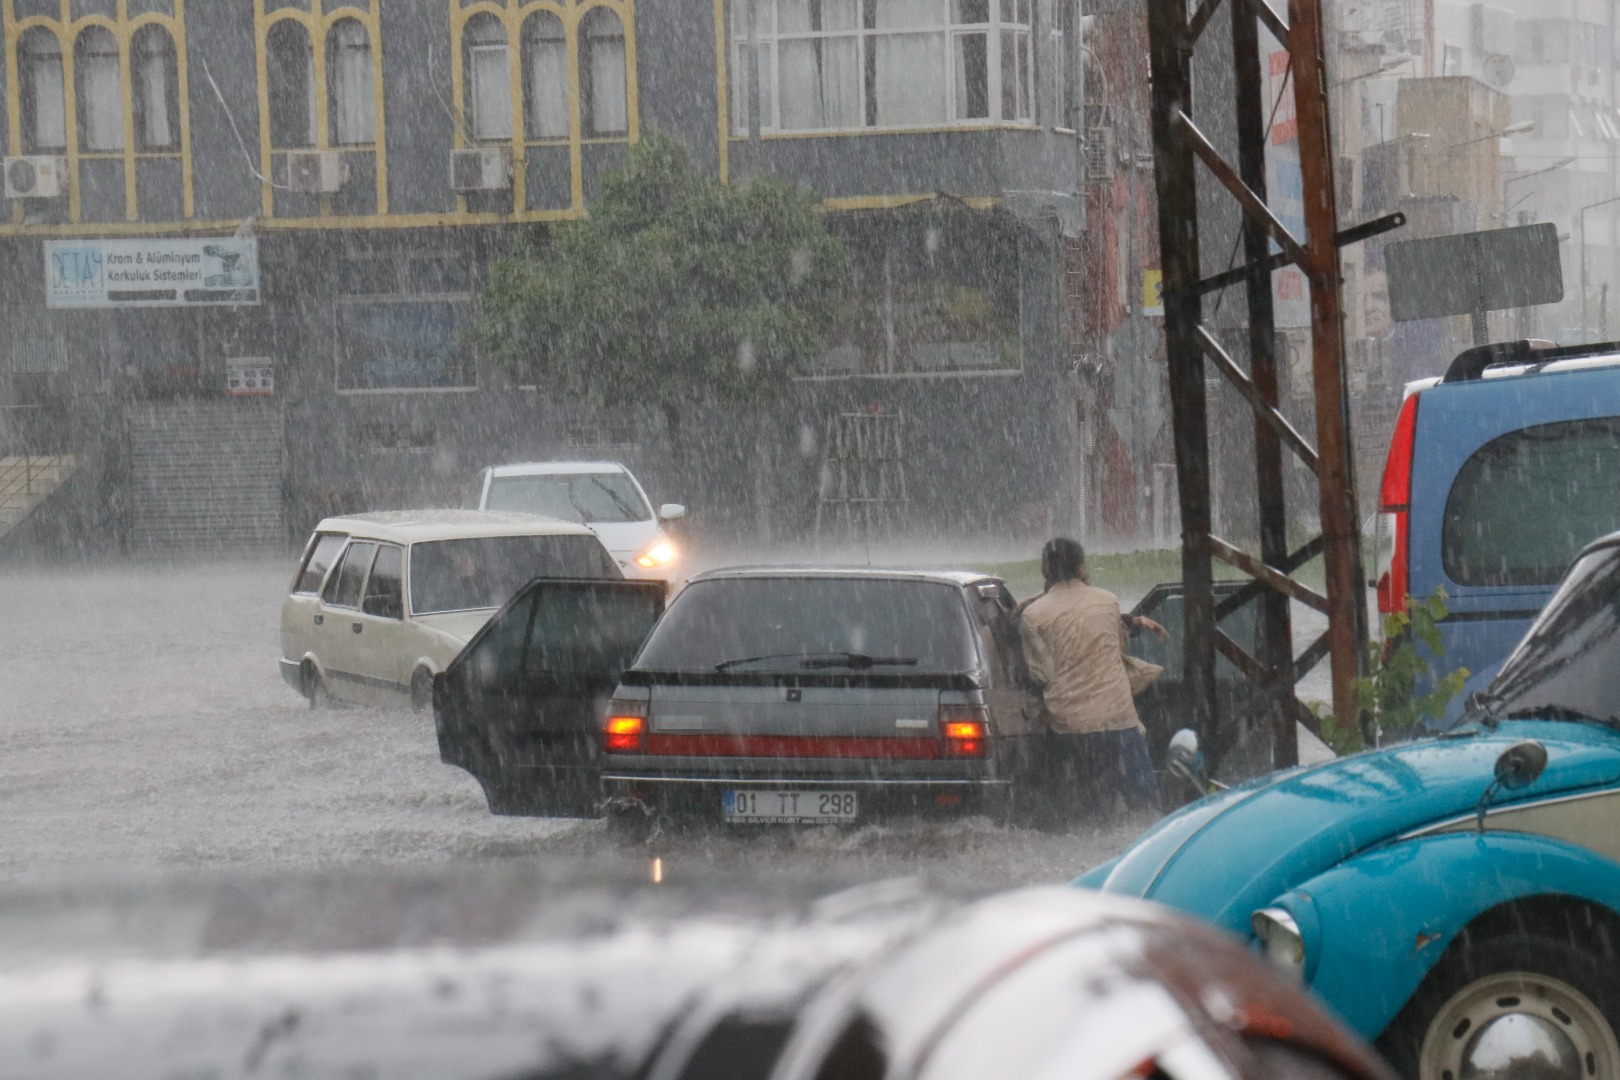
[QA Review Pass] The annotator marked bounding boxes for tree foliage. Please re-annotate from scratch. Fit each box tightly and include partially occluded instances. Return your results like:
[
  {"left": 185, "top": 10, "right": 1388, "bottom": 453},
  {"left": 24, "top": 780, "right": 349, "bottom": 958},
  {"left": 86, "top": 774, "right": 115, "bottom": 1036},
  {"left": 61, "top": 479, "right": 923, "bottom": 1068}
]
[
  {"left": 1316, "top": 588, "right": 1470, "bottom": 755},
  {"left": 475, "top": 131, "right": 848, "bottom": 426}
]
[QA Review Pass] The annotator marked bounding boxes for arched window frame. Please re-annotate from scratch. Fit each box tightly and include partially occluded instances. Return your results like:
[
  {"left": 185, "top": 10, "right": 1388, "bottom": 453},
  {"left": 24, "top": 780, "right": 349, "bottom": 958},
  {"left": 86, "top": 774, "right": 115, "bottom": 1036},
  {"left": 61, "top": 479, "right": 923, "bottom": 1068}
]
[
  {"left": 520, "top": 10, "right": 568, "bottom": 143},
  {"left": 74, "top": 25, "right": 123, "bottom": 154},
  {"left": 131, "top": 24, "right": 181, "bottom": 152},
  {"left": 266, "top": 19, "right": 317, "bottom": 149},
  {"left": 463, "top": 12, "right": 513, "bottom": 142},
  {"left": 3, "top": 3, "right": 194, "bottom": 225},
  {"left": 326, "top": 17, "right": 377, "bottom": 147},
  {"left": 254, "top": 1, "right": 388, "bottom": 218},
  {"left": 17, "top": 26, "right": 68, "bottom": 153},
  {"left": 578, "top": 6, "right": 628, "bottom": 138},
  {"left": 450, "top": 0, "right": 638, "bottom": 218}
]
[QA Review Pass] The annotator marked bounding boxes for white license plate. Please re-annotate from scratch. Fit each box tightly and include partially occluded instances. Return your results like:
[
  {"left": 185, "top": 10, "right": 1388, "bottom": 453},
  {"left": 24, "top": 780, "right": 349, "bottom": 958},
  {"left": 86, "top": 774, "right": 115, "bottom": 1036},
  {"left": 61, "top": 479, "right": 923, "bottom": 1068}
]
[{"left": 722, "top": 789, "right": 858, "bottom": 824}]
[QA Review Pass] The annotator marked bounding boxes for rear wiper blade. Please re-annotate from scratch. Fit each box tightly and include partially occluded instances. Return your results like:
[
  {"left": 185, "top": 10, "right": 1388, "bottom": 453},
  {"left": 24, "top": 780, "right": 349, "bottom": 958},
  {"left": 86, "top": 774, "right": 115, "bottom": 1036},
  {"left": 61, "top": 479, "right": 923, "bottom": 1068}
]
[
  {"left": 714, "top": 652, "right": 921, "bottom": 672},
  {"left": 715, "top": 652, "right": 829, "bottom": 672},
  {"left": 800, "top": 653, "right": 919, "bottom": 670}
]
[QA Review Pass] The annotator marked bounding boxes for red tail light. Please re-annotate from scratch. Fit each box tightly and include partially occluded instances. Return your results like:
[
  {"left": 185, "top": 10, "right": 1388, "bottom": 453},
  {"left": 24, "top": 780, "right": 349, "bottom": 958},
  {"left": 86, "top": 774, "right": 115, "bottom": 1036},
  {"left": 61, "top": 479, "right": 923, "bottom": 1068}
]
[
  {"left": 940, "top": 705, "right": 990, "bottom": 758},
  {"left": 1376, "top": 393, "right": 1419, "bottom": 615},
  {"left": 604, "top": 699, "right": 647, "bottom": 752}
]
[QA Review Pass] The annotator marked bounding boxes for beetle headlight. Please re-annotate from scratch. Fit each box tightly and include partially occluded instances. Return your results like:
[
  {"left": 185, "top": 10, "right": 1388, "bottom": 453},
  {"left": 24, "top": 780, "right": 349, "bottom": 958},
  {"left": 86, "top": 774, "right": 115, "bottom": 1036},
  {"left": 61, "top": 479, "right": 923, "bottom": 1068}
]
[{"left": 1251, "top": 907, "right": 1306, "bottom": 979}]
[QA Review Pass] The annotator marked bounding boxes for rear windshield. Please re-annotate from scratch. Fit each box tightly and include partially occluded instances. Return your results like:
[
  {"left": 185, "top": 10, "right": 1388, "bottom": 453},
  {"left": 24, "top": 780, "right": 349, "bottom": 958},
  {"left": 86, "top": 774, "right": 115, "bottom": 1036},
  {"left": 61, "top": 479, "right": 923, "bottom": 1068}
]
[
  {"left": 1443, "top": 416, "right": 1620, "bottom": 587},
  {"left": 410, "top": 535, "right": 619, "bottom": 615},
  {"left": 636, "top": 578, "right": 976, "bottom": 674},
  {"left": 484, "top": 473, "right": 652, "bottom": 524}
]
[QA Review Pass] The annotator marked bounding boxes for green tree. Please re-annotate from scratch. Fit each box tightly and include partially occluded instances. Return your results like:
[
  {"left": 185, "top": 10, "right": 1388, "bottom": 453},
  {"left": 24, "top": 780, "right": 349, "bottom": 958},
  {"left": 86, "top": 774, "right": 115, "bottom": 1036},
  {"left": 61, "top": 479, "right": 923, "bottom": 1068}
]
[{"left": 476, "top": 131, "right": 848, "bottom": 466}]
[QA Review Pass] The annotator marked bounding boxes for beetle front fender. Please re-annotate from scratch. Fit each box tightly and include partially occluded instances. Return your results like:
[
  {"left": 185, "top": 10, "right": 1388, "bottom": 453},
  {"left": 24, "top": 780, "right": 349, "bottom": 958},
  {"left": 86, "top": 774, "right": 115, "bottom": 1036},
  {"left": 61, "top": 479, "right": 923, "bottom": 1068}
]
[{"left": 1271, "top": 831, "right": 1620, "bottom": 1041}]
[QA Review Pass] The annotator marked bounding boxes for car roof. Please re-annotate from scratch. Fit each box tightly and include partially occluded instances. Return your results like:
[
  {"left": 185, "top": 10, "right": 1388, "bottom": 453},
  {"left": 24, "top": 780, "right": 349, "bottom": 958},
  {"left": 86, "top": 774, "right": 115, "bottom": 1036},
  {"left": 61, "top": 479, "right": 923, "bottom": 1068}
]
[
  {"left": 485, "top": 461, "right": 631, "bottom": 477},
  {"left": 314, "top": 509, "right": 598, "bottom": 543},
  {"left": 686, "top": 566, "right": 1001, "bottom": 588}
]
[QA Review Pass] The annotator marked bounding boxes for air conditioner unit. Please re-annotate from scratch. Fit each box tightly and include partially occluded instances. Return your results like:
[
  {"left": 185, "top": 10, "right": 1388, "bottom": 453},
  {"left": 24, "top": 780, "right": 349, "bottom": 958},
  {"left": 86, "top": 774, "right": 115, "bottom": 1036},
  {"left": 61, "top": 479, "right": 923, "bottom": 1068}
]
[
  {"left": 4, "top": 156, "right": 66, "bottom": 199},
  {"left": 1084, "top": 127, "right": 1115, "bottom": 183},
  {"left": 450, "top": 147, "right": 512, "bottom": 193},
  {"left": 286, "top": 150, "right": 348, "bottom": 194}
]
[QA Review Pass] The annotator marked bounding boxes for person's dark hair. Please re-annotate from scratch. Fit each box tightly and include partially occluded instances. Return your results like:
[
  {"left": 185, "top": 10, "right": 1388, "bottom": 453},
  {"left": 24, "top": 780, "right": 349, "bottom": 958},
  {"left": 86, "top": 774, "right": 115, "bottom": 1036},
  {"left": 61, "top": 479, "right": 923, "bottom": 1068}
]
[{"left": 1041, "top": 537, "right": 1086, "bottom": 586}]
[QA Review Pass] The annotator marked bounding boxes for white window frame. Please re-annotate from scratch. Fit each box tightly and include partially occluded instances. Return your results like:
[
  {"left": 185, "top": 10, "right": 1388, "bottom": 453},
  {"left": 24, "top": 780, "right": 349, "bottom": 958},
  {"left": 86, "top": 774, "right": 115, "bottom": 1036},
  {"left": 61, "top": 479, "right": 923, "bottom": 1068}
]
[{"left": 731, "top": 0, "right": 1036, "bottom": 135}]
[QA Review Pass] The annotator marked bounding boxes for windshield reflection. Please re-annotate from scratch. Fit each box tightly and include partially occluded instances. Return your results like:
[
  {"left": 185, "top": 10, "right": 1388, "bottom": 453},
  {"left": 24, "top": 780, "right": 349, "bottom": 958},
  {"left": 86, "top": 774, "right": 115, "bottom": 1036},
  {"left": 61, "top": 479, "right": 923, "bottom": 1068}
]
[{"left": 1484, "top": 543, "right": 1620, "bottom": 725}]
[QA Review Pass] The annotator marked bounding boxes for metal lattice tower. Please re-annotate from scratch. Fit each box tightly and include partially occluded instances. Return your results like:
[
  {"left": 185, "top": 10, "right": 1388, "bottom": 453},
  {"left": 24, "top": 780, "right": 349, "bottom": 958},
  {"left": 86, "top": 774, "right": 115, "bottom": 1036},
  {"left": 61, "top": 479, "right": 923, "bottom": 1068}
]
[{"left": 1146, "top": 0, "right": 1405, "bottom": 765}]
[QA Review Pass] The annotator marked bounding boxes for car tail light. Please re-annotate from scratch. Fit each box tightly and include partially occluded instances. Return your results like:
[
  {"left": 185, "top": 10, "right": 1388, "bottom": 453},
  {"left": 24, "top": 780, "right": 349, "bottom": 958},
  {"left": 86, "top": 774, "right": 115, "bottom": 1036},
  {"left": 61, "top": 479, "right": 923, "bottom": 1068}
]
[
  {"left": 1376, "top": 393, "right": 1419, "bottom": 615},
  {"left": 604, "top": 699, "right": 647, "bottom": 752},
  {"left": 940, "top": 705, "right": 990, "bottom": 758}
]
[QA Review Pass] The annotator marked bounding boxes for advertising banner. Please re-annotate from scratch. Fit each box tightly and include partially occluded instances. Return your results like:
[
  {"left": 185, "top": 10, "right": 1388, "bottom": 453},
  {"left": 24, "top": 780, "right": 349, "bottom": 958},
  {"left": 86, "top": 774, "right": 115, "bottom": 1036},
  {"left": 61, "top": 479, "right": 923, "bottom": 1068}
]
[{"left": 44, "top": 238, "right": 260, "bottom": 309}]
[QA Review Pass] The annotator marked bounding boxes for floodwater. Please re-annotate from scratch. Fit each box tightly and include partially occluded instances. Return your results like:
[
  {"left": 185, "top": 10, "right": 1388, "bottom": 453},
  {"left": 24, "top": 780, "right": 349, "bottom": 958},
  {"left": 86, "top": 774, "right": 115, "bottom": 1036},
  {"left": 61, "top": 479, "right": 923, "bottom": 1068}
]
[{"left": 0, "top": 558, "right": 1145, "bottom": 886}]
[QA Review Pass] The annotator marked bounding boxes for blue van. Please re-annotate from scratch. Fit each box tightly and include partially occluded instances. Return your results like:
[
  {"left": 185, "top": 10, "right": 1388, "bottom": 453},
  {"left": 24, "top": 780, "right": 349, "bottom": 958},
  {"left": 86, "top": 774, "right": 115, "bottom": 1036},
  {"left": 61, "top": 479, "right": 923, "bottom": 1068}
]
[{"left": 1377, "top": 339, "right": 1620, "bottom": 707}]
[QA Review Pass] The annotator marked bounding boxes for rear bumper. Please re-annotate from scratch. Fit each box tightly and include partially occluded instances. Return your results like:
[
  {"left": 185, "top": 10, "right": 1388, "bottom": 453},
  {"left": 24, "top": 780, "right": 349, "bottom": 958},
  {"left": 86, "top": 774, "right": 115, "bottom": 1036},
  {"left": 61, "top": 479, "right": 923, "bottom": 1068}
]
[
  {"left": 278, "top": 657, "right": 304, "bottom": 693},
  {"left": 601, "top": 771, "right": 1008, "bottom": 820}
]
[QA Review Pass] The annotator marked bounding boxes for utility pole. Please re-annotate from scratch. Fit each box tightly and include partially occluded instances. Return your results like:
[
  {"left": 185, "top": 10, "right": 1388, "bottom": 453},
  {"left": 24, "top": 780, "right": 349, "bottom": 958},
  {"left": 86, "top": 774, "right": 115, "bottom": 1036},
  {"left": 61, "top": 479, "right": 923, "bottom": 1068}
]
[{"left": 1145, "top": 0, "right": 1404, "bottom": 763}]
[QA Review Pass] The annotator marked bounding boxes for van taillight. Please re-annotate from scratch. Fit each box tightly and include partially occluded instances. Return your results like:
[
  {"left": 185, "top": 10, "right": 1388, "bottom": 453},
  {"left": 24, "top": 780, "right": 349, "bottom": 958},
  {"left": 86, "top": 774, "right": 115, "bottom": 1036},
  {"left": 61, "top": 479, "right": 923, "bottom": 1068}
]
[
  {"left": 1377, "top": 393, "right": 1419, "bottom": 616},
  {"left": 940, "top": 705, "right": 990, "bottom": 758},
  {"left": 604, "top": 699, "right": 647, "bottom": 752}
]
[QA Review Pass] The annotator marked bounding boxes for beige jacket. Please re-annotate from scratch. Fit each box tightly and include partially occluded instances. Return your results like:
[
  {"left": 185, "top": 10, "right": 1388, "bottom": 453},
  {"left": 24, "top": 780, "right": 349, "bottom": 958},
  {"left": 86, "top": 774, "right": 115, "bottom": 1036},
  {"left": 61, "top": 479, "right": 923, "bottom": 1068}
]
[{"left": 1019, "top": 579, "right": 1142, "bottom": 735}]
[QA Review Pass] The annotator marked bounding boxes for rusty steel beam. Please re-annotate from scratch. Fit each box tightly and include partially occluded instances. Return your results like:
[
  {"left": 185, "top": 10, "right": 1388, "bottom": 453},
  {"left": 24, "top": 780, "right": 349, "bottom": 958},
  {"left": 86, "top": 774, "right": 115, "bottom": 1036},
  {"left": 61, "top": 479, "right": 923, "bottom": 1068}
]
[
  {"left": 1288, "top": 0, "right": 1371, "bottom": 738},
  {"left": 1146, "top": 0, "right": 1219, "bottom": 758},
  {"left": 1145, "top": 0, "right": 1380, "bottom": 768}
]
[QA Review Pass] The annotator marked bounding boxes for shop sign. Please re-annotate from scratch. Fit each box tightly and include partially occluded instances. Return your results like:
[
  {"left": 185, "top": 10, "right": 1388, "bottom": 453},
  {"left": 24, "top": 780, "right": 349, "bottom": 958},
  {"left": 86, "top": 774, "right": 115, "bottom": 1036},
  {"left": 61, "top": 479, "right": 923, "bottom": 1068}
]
[{"left": 44, "top": 238, "right": 260, "bottom": 309}]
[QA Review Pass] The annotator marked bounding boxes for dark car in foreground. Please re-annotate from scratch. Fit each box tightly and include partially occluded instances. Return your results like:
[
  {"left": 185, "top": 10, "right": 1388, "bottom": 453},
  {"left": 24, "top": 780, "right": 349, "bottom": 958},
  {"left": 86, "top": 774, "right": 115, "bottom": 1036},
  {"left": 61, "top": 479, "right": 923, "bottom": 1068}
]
[
  {"left": 437, "top": 567, "right": 1038, "bottom": 825},
  {"left": 0, "top": 867, "right": 1396, "bottom": 1080},
  {"left": 1083, "top": 529, "right": 1620, "bottom": 1080}
]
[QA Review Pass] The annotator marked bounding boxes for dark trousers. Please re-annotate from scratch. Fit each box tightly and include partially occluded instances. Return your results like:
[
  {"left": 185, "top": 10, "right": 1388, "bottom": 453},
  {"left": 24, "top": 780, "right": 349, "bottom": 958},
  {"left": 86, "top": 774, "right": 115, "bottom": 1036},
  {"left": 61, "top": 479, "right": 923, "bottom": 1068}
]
[{"left": 1010, "top": 728, "right": 1160, "bottom": 828}]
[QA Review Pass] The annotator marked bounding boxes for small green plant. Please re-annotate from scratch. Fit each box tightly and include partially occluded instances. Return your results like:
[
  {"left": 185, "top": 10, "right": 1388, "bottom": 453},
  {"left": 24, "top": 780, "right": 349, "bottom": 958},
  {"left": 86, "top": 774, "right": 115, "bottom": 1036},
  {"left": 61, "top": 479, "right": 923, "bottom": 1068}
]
[{"left": 1340, "top": 589, "right": 1469, "bottom": 751}]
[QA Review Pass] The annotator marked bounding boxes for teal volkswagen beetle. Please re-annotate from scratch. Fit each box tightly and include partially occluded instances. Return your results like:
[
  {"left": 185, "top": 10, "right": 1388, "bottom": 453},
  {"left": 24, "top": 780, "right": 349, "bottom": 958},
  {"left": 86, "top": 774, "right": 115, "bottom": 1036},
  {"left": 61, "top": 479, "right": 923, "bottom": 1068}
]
[{"left": 1082, "top": 531, "right": 1620, "bottom": 1080}]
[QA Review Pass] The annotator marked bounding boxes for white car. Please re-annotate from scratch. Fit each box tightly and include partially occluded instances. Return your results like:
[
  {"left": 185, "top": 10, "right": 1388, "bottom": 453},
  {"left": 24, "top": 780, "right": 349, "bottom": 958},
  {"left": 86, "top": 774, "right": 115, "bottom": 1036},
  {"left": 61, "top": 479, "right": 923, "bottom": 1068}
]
[
  {"left": 476, "top": 461, "right": 685, "bottom": 580},
  {"left": 279, "top": 510, "right": 621, "bottom": 711}
]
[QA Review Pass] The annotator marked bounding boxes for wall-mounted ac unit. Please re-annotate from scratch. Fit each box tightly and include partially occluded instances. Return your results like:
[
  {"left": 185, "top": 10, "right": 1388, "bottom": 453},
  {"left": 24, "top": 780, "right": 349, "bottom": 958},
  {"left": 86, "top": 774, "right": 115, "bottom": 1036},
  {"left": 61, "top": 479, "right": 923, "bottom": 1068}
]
[
  {"left": 450, "top": 147, "right": 512, "bottom": 192},
  {"left": 1084, "top": 127, "right": 1115, "bottom": 183},
  {"left": 4, "top": 156, "right": 66, "bottom": 199},
  {"left": 286, "top": 150, "right": 348, "bottom": 194}
]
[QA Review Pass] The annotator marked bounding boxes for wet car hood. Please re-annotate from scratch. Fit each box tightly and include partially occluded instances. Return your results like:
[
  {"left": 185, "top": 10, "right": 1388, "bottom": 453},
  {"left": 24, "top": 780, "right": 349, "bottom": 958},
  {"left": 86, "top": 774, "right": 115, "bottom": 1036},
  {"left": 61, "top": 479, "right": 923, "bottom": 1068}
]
[
  {"left": 1091, "top": 720, "right": 1620, "bottom": 931},
  {"left": 412, "top": 609, "right": 497, "bottom": 645}
]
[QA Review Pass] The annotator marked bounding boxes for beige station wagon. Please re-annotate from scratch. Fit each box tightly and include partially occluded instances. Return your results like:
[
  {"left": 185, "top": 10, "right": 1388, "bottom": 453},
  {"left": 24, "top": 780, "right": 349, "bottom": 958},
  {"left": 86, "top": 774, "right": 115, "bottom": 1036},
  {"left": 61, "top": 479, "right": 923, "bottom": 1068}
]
[{"left": 279, "top": 510, "right": 622, "bottom": 711}]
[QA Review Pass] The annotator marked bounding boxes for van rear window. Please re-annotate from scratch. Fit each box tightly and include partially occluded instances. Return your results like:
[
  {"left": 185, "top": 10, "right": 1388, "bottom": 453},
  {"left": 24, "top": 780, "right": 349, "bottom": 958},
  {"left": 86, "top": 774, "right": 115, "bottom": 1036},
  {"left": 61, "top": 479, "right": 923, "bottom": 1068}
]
[{"left": 1443, "top": 416, "right": 1620, "bottom": 587}]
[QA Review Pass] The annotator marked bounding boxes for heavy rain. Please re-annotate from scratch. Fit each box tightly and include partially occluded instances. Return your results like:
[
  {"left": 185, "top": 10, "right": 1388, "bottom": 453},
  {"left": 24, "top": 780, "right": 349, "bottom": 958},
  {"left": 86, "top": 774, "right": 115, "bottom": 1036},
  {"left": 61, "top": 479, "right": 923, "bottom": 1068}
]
[{"left": 3, "top": 0, "right": 1620, "bottom": 1078}]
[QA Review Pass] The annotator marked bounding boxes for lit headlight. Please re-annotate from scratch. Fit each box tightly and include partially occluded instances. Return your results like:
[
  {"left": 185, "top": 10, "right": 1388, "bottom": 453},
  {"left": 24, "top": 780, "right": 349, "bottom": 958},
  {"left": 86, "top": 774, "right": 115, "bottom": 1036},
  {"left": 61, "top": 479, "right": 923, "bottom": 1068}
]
[
  {"left": 1251, "top": 907, "right": 1306, "bottom": 978},
  {"left": 634, "top": 540, "right": 677, "bottom": 569}
]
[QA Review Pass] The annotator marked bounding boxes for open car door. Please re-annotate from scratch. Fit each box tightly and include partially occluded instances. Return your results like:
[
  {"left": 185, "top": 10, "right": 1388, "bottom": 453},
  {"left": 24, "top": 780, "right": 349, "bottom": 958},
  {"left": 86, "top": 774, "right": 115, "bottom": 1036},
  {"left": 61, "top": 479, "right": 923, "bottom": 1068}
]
[
  {"left": 436, "top": 578, "right": 666, "bottom": 817},
  {"left": 1126, "top": 581, "right": 1271, "bottom": 774}
]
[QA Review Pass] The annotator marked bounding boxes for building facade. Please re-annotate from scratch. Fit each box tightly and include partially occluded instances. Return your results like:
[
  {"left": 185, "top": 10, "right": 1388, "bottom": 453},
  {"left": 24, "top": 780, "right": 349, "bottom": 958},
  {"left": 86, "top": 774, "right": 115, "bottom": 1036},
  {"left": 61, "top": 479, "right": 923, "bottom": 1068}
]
[{"left": 0, "top": 0, "right": 1089, "bottom": 554}]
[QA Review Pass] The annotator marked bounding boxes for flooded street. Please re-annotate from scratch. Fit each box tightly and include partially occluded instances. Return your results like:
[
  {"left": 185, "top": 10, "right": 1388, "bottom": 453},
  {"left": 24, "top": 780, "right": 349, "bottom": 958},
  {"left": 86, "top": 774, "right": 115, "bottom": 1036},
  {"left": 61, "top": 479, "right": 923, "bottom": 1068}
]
[{"left": 0, "top": 558, "right": 1141, "bottom": 886}]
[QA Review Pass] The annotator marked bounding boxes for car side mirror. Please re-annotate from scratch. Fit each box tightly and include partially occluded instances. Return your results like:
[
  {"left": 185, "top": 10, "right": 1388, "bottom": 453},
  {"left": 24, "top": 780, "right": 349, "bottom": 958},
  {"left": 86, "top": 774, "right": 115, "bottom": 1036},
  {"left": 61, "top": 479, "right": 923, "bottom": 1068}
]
[
  {"left": 1494, "top": 739, "right": 1548, "bottom": 790},
  {"left": 659, "top": 503, "right": 687, "bottom": 521},
  {"left": 1476, "top": 739, "right": 1547, "bottom": 832}
]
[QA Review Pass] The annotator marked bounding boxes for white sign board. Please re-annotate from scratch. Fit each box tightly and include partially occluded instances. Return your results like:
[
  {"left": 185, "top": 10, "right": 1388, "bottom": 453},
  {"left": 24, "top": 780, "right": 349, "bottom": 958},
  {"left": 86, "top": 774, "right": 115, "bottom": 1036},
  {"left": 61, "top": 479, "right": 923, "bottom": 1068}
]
[{"left": 45, "top": 238, "right": 260, "bottom": 308}]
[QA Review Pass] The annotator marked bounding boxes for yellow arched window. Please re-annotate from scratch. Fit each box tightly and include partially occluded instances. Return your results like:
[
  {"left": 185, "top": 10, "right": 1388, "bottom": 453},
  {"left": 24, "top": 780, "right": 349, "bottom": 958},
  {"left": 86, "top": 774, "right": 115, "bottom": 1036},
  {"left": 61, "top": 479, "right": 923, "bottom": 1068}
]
[
  {"left": 521, "top": 11, "right": 567, "bottom": 140},
  {"left": 4, "top": 1, "right": 193, "bottom": 223},
  {"left": 254, "top": 1, "right": 387, "bottom": 217},
  {"left": 464, "top": 12, "right": 512, "bottom": 142},
  {"left": 17, "top": 27, "right": 66, "bottom": 153},
  {"left": 450, "top": 0, "right": 638, "bottom": 216}
]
